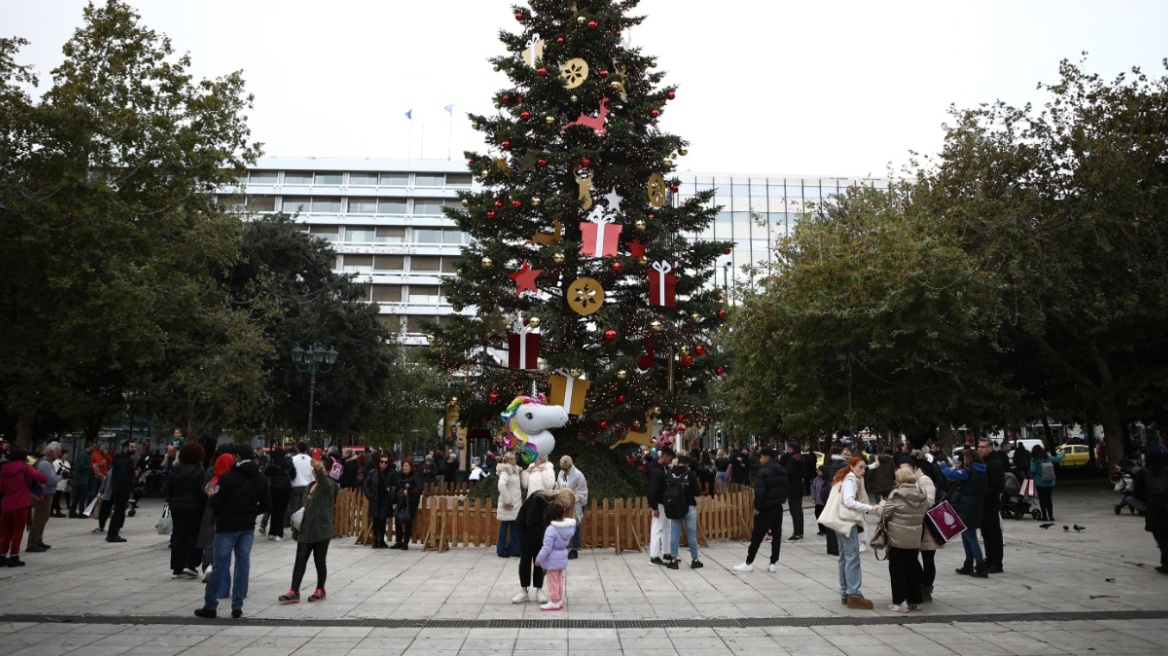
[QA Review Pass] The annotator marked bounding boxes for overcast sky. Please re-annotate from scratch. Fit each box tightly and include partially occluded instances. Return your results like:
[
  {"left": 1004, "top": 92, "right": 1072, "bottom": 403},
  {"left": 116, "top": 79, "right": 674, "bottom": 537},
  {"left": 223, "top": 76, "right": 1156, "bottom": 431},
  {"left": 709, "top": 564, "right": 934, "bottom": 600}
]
[{"left": 3, "top": 0, "right": 1166, "bottom": 177}]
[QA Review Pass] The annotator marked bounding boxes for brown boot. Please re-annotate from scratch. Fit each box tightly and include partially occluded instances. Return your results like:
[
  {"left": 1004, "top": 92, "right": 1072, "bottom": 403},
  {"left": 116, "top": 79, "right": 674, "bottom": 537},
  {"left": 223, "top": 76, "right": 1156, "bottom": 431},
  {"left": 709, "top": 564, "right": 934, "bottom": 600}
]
[{"left": 846, "top": 596, "right": 874, "bottom": 609}]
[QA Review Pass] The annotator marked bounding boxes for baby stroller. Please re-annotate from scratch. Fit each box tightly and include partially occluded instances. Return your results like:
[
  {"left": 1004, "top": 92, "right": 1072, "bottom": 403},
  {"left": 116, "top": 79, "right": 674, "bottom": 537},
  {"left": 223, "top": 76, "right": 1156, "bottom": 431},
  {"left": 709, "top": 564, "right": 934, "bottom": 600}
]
[
  {"left": 1000, "top": 471, "right": 1040, "bottom": 520},
  {"left": 1111, "top": 459, "right": 1144, "bottom": 515}
]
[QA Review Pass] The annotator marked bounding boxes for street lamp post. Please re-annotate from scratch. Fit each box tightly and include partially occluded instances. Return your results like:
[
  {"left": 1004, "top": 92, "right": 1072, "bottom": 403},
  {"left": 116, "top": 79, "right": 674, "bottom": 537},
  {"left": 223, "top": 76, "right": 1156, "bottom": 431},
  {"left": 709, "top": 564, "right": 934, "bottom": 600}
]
[
  {"left": 291, "top": 343, "right": 339, "bottom": 441},
  {"left": 836, "top": 350, "right": 868, "bottom": 440},
  {"left": 722, "top": 262, "right": 731, "bottom": 303}
]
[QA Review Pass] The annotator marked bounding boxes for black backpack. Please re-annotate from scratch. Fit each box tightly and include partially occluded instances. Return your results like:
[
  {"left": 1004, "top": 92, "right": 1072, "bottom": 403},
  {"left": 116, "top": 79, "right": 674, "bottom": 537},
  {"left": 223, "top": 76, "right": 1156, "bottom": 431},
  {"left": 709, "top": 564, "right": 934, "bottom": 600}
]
[{"left": 663, "top": 470, "right": 690, "bottom": 519}]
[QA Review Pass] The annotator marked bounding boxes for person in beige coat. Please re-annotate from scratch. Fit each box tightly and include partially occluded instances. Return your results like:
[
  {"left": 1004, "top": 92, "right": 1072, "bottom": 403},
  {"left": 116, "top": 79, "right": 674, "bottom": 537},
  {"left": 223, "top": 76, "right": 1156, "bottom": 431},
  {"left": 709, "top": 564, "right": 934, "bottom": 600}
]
[
  {"left": 496, "top": 453, "right": 523, "bottom": 557},
  {"left": 522, "top": 455, "right": 555, "bottom": 499},
  {"left": 902, "top": 450, "right": 942, "bottom": 601},
  {"left": 879, "top": 468, "right": 929, "bottom": 612}
]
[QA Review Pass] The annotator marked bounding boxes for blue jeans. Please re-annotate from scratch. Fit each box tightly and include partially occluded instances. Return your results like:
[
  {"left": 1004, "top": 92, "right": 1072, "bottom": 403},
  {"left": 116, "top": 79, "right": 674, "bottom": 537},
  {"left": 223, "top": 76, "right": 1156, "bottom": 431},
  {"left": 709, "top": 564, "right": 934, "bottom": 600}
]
[
  {"left": 669, "top": 506, "right": 699, "bottom": 560},
  {"left": 716, "top": 472, "right": 726, "bottom": 484},
  {"left": 497, "top": 520, "right": 520, "bottom": 556},
  {"left": 204, "top": 530, "right": 252, "bottom": 612},
  {"left": 961, "top": 527, "right": 984, "bottom": 564},
  {"left": 836, "top": 525, "right": 862, "bottom": 597},
  {"left": 572, "top": 506, "right": 584, "bottom": 550},
  {"left": 1123, "top": 495, "right": 1147, "bottom": 512}
]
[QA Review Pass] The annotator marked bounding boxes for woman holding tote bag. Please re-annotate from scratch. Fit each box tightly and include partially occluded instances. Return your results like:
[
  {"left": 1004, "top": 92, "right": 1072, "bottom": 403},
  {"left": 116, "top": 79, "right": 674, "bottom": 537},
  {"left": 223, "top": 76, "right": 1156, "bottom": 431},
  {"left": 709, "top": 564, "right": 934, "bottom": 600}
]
[{"left": 818, "top": 456, "right": 882, "bottom": 609}]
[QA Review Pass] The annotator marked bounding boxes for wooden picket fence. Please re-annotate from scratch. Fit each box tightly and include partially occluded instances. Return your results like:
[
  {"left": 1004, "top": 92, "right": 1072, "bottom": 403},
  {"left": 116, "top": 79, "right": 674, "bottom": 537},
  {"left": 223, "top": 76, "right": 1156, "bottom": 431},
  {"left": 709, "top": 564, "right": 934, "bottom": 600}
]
[{"left": 330, "top": 482, "right": 756, "bottom": 553}]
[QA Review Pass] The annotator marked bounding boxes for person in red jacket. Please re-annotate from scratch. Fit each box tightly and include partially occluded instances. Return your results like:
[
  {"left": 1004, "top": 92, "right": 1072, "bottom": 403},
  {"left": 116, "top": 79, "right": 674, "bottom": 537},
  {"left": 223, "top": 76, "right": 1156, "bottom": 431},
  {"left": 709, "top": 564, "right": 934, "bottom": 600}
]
[{"left": 1, "top": 445, "right": 50, "bottom": 566}]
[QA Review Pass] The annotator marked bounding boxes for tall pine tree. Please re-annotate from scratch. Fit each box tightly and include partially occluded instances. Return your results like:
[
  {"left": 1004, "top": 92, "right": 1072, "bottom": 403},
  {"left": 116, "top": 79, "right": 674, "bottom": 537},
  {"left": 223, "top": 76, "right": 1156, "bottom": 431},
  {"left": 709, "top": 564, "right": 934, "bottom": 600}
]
[{"left": 430, "top": 0, "right": 730, "bottom": 454}]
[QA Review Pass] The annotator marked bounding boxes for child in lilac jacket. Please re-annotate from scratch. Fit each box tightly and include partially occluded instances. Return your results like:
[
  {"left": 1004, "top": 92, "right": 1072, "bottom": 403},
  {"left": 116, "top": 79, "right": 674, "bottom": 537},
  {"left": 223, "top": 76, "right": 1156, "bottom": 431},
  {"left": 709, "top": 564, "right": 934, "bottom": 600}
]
[{"left": 535, "top": 502, "right": 576, "bottom": 611}]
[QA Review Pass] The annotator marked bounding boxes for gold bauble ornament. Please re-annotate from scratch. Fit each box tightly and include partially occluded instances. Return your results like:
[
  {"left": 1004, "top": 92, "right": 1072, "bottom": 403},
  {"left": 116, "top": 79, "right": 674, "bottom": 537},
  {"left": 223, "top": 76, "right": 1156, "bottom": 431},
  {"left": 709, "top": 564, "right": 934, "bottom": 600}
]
[
  {"left": 662, "top": 157, "right": 674, "bottom": 167},
  {"left": 546, "top": 115, "right": 555, "bottom": 125},
  {"left": 610, "top": 81, "right": 622, "bottom": 90},
  {"left": 570, "top": 95, "right": 578, "bottom": 103},
  {"left": 635, "top": 220, "right": 647, "bottom": 231},
  {"left": 684, "top": 378, "right": 694, "bottom": 388},
  {"left": 649, "top": 319, "right": 663, "bottom": 332},
  {"left": 481, "top": 257, "right": 493, "bottom": 269},
  {"left": 531, "top": 197, "right": 542, "bottom": 207},
  {"left": 493, "top": 64, "right": 501, "bottom": 72},
  {"left": 651, "top": 406, "right": 661, "bottom": 415},
  {"left": 452, "top": 304, "right": 464, "bottom": 312},
  {"left": 480, "top": 169, "right": 490, "bottom": 179},
  {"left": 552, "top": 251, "right": 566, "bottom": 264},
  {"left": 450, "top": 396, "right": 459, "bottom": 405},
  {"left": 638, "top": 256, "right": 648, "bottom": 266},
  {"left": 678, "top": 146, "right": 688, "bottom": 156},
  {"left": 528, "top": 317, "right": 541, "bottom": 328},
  {"left": 691, "top": 313, "right": 703, "bottom": 323},
  {"left": 679, "top": 345, "right": 690, "bottom": 355},
  {"left": 649, "top": 59, "right": 658, "bottom": 68},
  {"left": 569, "top": 369, "right": 582, "bottom": 378},
  {"left": 472, "top": 121, "right": 481, "bottom": 130},
  {"left": 577, "top": 15, "right": 587, "bottom": 24},
  {"left": 494, "top": 103, "right": 502, "bottom": 109},
  {"left": 461, "top": 198, "right": 469, "bottom": 207},
  {"left": 616, "top": 369, "right": 628, "bottom": 380}
]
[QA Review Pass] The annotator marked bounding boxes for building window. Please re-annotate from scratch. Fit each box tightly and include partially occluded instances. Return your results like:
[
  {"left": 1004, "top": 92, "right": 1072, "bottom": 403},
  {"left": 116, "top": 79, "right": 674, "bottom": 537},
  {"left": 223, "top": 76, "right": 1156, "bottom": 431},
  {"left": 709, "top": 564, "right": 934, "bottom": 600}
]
[
  {"left": 376, "top": 227, "right": 406, "bottom": 243},
  {"left": 310, "top": 226, "right": 339, "bottom": 242},
  {"left": 372, "top": 285, "right": 403, "bottom": 303},
  {"left": 446, "top": 173, "right": 472, "bottom": 186},
  {"left": 345, "top": 228, "right": 376, "bottom": 243},
  {"left": 414, "top": 174, "right": 445, "bottom": 186},
  {"left": 348, "top": 198, "right": 377, "bottom": 214},
  {"left": 349, "top": 173, "right": 378, "bottom": 186},
  {"left": 284, "top": 171, "right": 313, "bottom": 185},
  {"left": 379, "top": 198, "right": 408, "bottom": 214},
  {"left": 381, "top": 173, "right": 409, "bottom": 186},
  {"left": 408, "top": 285, "right": 442, "bottom": 304},
  {"left": 443, "top": 230, "right": 468, "bottom": 244},
  {"left": 311, "top": 197, "right": 342, "bottom": 213},
  {"left": 283, "top": 197, "right": 308, "bottom": 213},
  {"left": 248, "top": 195, "right": 276, "bottom": 212},
  {"left": 413, "top": 199, "right": 447, "bottom": 215},
  {"left": 374, "top": 255, "right": 404, "bottom": 271},
  {"left": 410, "top": 256, "right": 441, "bottom": 272},
  {"left": 217, "top": 195, "right": 246, "bottom": 210},
  {"left": 342, "top": 255, "right": 373, "bottom": 273},
  {"left": 315, "top": 172, "right": 343, "bottom": 186},
  {"left": 249, "top": 171, "right": 279, "bottom": 185},
  {"left": 414, "top": 228, "right": 443, "bottom": 243},
  {"left": 377, "top": 315, "right": 402, "bottom": 331}
]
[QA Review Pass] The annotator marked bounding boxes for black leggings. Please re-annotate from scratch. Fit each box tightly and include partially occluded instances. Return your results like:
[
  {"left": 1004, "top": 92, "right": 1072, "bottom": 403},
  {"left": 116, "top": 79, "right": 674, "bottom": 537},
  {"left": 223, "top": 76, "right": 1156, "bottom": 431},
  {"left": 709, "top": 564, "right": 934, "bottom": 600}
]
[
  {"left": 394, "top": 518, "right": 412, "bottom": 545},
  {"left": 518, "top": 551, "right": 545, "bottom": 589},
  {"left": 269, "top": 488, "right": 290, "bottom": 539},
  {"left": 1036, "top": 486, "right": 1054, "bottom": 519},
  {"left": 291, "top": 540, "right": 329, "bottom": 593},
  {"left": 921, "top": 549, "right": 936, "bottom": 587}
]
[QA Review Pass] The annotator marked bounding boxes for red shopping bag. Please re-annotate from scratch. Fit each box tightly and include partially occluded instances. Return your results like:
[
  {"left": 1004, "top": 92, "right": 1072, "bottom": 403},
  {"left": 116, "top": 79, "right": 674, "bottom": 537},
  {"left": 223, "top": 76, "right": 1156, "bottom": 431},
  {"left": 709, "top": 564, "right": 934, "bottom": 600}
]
[{"left": 925, "top": 500, "right": 967, "bottom": 544}]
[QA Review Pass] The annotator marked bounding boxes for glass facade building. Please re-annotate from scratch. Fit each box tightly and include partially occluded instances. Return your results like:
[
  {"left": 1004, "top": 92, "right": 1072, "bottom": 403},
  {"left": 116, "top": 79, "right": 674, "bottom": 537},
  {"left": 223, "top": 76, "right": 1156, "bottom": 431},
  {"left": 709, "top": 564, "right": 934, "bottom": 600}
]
[{"left": 223, "top": 158, "right": 888, "bottom": 343}]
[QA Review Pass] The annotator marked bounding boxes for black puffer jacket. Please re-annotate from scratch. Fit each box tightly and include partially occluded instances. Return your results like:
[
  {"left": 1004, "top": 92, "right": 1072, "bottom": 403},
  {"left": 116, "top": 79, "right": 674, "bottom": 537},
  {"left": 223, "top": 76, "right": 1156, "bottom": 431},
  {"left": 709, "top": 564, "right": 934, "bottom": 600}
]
[
  {"left": 779, "top": 452, "right": 805, "bottom": 496},
  {"left": 753, "top": 461, "right": 789, "bottom": 511},
  {"left": 209, "top": 460, "right": 271, "bottom": 533},
  {"left": 646, "top": 461, "right": 667, "bottom": 508},
  {"left": 163, "top": 462, "right": 206, "bottom": 513},
  {"left": 364, "top": 466, "right": 398, "bottom": 519},
  {"left": 944, "top": 462, "right": 987, "bottom": 528},
  {"left": 109, "top": 451, "right": 137, "bottom": 496}
]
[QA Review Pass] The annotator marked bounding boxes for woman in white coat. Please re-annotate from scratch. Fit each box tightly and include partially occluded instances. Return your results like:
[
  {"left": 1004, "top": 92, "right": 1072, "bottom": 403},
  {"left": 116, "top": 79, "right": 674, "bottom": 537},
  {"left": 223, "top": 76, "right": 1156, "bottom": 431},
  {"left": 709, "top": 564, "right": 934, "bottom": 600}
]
[
  {"left": 820, "top": 456, "right": 882, "bottom": 609},
  {"left": 522, "top": 454, "right": 555, "bottom": 499},
  {"left": 496, "top": 452, "right": 523, "bottom": 557}
]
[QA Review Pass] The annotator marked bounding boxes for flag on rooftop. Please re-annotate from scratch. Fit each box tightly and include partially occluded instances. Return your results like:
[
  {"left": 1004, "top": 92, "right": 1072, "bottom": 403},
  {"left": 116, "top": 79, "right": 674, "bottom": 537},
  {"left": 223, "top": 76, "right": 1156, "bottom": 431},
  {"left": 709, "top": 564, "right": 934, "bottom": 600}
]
[
  {"left": 405, "top": 108, "right": 413, "bottom": 119},
  {"left": 444, "top": 104, "right": 454, "bottom": 114}
]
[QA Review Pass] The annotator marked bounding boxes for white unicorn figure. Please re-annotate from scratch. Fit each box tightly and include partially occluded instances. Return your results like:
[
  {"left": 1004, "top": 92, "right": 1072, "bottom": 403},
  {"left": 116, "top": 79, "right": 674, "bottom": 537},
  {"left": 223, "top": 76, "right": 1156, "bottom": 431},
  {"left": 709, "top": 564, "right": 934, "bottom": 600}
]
[{"left": 500, "top": 394, "right": 569, "bottom": 463}]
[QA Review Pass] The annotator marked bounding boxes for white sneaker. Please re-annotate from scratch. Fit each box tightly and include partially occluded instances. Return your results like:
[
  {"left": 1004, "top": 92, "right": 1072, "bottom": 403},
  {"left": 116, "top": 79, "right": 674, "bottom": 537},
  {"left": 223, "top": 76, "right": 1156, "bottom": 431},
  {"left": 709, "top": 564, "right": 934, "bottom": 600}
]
[
  {"left": 273, "top": 536, "right": 282, "bottom": 542},
  {"left": 535, "top": 589, "right": 549, "bottom": 603},
  {"left": 511, "top": 591, "right": 529, "bottom": 604},
  {"left": 733, "top": 562, "right": 754, "bottom": 573},
  {"left": 767, "top": 563, "right": 777, "bottom": 573},
  {"left": 540, "top": 601, "right": 563, "bottom": 611},
  {"left": 201, "top": 565, "right": 212, "bottom": 583},
  {"left": 859, "top": 541, "right": 868, "bottom": 553}
]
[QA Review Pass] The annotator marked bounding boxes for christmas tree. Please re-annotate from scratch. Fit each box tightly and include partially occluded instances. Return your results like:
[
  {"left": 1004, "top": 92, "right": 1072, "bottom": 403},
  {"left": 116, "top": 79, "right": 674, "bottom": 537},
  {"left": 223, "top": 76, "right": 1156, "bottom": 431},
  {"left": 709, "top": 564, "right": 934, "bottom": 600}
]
[{"left": 429, "top": 0, "right": 731, "bottom": 456}]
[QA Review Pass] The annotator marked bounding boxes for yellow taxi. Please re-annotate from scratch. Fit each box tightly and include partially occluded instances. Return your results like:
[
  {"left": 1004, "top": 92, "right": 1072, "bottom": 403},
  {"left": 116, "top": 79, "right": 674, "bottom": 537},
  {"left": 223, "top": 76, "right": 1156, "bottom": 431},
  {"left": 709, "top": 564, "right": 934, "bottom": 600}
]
[
  {"left": 1056, "top": 444, "right": 1092, "bottom": 467},
  {"left": 810, "top": 451, "right": 825, "bottom": 469}
]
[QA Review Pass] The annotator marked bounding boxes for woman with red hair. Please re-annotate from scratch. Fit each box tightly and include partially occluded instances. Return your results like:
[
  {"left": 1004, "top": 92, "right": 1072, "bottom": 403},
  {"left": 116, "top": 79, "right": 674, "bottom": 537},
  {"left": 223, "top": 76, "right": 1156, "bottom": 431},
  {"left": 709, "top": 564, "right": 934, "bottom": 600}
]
[{"left": 820, "top": 456, "right": 882, "bottom": 609}]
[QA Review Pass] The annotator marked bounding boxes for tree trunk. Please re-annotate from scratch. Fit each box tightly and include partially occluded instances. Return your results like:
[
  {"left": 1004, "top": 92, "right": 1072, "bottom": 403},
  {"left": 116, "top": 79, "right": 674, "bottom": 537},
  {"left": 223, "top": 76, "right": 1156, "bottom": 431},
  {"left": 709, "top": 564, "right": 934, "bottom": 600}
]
[
  {"left": 16, "top": 412, "right": 35, "bottom": 448},
  {"left": 1097, "top": 400, "right": 1125, "bottom": 471},
  {"left": 938, "top": 423, "right": 956, "bottom": 456}
]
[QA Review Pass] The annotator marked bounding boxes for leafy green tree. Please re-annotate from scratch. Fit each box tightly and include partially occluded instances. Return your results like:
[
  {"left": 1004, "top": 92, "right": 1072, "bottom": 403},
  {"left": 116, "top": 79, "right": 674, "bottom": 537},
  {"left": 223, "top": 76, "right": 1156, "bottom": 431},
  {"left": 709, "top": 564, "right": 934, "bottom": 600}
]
[
  {"left": 0, "top": 1, "right": 260, "bottom": 445},
  {"left": 915, "top": 58, "right": 1168, "bottom": 465},
  {"left": 428, "top": 0, "right": 731, "bottom": 447}
]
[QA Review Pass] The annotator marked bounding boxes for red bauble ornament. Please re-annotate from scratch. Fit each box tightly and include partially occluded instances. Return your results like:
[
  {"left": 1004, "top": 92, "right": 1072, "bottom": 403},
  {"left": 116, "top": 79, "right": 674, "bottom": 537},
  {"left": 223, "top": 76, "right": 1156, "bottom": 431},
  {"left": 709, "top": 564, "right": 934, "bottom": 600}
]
[
  {"left": 468, "top": 158, "right": 476, "bottom": 165},
  {"left": 515, "top": 11, "right": 525, "bottom": 21},
  {"left": 556, "top": 37, "right": 565, "bottom": 44},
  {"left": 667, "top": 90, "right": 676, "bottom": 100},
  {"left": 616, "top": 394, "right": 626, "bottom": 404},
  {"left": 581, "top": 157, "right": 591, "bottom": 168},
  {"left": 501, "top": 140, "right": 512, "bottom": 150},
  {"left": 716, "top": 293, "right": 724, "bottom": 302},
  {"left": 650, "top": 109, "right": 660, "bottom": 118},
  {"left": 682, "top": 354, "right": 694, "bottom": 366},
  {"left": 487, "top": 210, "right": 497, "bottom": 220},
  {"left": 495, "top": 200, "right": 504, "bottom": 208},
  {"left": 537, "top": 158, "right": 548, "bottom": 167},
  {"left": 511, "top": 199, "right": 522, "bottom": 209},
  {"left": 598, "top": 420, "right": 609, "bottom": 430},
  {"left": 717, "top": 308, "right": 727, "bottom": 319},
  {"left": 604, "top": 329, "right": 618, "bottom": 341},
  {"left": 715, "top": 366, "right": 726, "bottom": 377},
  {"left": 599, "top": 69, "right": 609, "bottom": 78},
  {"left": 520, "top": 110, "right": 531, "bottom": 120},
  {"left": 611, "top": 261, "right": 623, "bottom": 273},
  {"left": 724, "top": 247, "right": 732, "bottom": 255},
  {"left": 489, "top": 391, "right": 500, "bottom": 404},
  {"left": 646, "top": 213, "right": 655, "bottom": 220},
  {"left": 694, "top": 344, "right": 706, "bottom": 356},
  {"left": 587, "top": 20, "right": 598, "bottom": 29},
  {"left": 671, "top": 184, "right": 680, "bottom": 193},
  {"left": 677, "top": 413, "right": 686, "bottom": 424},
  {"left": 537, "top": 67, "right": 548, "bottom": 77},
  {"left": 502, "top": 94, "right": 511, "bottom": 104}
]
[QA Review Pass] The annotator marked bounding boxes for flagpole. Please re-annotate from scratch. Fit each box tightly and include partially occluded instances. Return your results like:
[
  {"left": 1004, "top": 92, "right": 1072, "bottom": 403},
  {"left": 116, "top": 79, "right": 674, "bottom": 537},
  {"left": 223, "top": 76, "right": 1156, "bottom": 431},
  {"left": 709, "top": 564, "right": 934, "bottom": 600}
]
[
  {"left": 406, "top": 108, "right": 414, "bottom": 162},
  {"left": 420, "top": 122, "right": 425, "bottom": 160},
  {"left": 446, "top": 104, "right": 454, "bottom": 160}
]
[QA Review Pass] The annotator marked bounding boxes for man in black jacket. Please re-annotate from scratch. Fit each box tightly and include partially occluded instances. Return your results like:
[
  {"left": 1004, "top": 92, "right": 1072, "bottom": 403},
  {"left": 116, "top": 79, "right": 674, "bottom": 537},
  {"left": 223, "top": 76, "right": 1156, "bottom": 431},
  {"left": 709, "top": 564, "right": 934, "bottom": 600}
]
[
  {"left": 779, "top": 443, "right": 806, "bottom": 541},
  {"left": 105, "top": 440, "right": 138, "bottom": 543},
  {"left": 647, "top": 447, "right": 674, "bottom": 565},
  {"left": 979, "top": 440, "right": 1007, "bottom": 573},
  {"left": 734, "top": 448, "right": 789, "bottom": 573},
  {"left": 195, "top": 445, "right": 270, "bottom": 620}
]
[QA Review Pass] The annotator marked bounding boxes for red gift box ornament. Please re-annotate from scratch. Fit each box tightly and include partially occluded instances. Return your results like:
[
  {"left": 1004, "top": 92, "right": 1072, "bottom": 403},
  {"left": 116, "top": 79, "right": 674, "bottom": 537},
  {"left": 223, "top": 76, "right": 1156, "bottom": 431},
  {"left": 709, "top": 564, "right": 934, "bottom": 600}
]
[
  {"left": 648, "top": 261, "right": 677, "bottom": 307},
  {"left": 507, "top": 324, "right": 541, "bottom": 370},
  {"left": 579, "top": 214, "right": 623, "bottom": 257}
]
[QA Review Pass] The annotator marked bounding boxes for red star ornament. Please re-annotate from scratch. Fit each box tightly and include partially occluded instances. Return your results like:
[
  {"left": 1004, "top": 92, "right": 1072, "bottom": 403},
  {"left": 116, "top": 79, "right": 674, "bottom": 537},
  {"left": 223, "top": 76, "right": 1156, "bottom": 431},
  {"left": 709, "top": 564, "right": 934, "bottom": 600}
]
[
  {"left": 508, "top": 260, "right": 543, "bottom": 295},
  {"left": 627, "top": 238, "right": 646, "bottom": 258}
]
